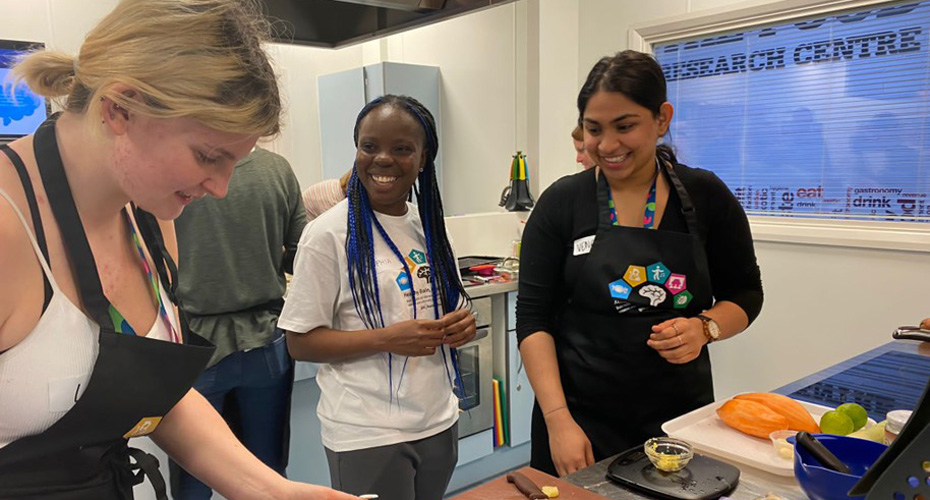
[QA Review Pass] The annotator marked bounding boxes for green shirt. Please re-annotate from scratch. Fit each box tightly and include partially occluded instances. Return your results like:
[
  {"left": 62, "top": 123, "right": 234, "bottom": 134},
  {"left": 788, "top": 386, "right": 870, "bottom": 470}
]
[{"left": 174, "top": 147, "right": 306, "bottom": 366}]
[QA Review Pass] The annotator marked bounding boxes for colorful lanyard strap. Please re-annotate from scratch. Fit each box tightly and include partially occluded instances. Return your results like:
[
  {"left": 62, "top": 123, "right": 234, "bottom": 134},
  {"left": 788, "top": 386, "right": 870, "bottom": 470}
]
[
  {"left": 371, "top": 215, "right": 465, "bottom": 402},
  {"left": 607, "top": 161, "right": 660, "bottom": 229},
  {"left": 108, "top": 211, "right": 181, "bottom": 343}
]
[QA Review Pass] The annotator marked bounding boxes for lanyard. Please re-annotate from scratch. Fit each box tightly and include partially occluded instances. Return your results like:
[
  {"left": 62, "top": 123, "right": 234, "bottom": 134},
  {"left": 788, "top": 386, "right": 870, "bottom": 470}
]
[
  {"left": 109, "top": 211, "right": 180, "bottom": 343},
  {"left": 372, "top": 216, "right": 426, "bottom": 320},
  {"left": 607, "top": 160, "right": 660, "bottom": 229},
  {"left": 370, "top": 213, "right": 465, "bottom": 402}
]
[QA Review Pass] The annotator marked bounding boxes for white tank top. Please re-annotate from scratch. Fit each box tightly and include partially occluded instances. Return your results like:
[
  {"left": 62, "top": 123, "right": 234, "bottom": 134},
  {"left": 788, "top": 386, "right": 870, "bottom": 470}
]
[{"left": 0, "top": 188, "right": 178, "bottom": 448}]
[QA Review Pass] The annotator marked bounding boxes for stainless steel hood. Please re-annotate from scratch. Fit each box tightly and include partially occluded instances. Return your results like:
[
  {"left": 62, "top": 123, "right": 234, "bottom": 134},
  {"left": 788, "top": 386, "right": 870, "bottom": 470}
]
[
  {"left": 262, "top": 0, "right": 516, "bottom": 48},
  {"left": 333, "top": 0, "right": 444, "bottom": 11}
]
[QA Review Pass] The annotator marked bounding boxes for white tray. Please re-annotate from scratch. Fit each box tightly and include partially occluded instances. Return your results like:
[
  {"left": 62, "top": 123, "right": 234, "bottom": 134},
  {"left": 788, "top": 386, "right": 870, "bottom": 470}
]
[{"left": 661, "top": 396, "right": 874, "bottom": 476}]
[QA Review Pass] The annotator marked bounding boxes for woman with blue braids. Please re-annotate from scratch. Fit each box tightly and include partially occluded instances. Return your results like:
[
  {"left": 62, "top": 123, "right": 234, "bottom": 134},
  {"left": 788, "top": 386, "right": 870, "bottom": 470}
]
[{"left": 278, "top": 95, "right": 476, "bottom": 500}]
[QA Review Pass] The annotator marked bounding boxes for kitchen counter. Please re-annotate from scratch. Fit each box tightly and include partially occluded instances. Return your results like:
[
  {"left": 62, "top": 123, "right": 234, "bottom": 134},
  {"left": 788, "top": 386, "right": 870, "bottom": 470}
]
[
  {"left": 464, "top": 279, "right": 518, "bottom": 298},
  {"left": 564, "top": 453, "right": 806, "bottom": 499},
  {"left": 549, "top": 339, "right": 930, "bottom": 499}
]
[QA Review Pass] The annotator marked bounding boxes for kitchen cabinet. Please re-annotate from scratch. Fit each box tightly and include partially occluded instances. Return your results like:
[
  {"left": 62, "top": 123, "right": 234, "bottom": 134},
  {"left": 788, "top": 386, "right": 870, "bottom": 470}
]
[
  {"left": 317, "top": 62, "right": 441, "bottom": 184},
  {"left": 505, "top": 291, "right": 534, "bottom": 446}
]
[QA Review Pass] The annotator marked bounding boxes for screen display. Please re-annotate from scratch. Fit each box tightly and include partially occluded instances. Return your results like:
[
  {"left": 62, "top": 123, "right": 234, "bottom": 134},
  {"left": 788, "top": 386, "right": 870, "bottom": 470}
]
[{"left": 1, "top": 42, "right": 48, "bottom": 139}]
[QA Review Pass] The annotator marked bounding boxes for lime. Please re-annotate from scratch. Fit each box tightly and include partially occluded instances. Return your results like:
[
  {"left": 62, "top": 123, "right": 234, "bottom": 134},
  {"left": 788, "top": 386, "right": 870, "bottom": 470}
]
[
  {"left": 820, "top": 410, "right": 854, "bottom": 436},
  {"left": 837, "top": 403, "right": 869, "bottom": 432}
]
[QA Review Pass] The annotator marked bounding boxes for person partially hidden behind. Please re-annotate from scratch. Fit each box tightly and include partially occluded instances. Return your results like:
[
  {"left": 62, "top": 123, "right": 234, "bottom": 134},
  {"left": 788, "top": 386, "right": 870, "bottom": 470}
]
[
  {"left": 302, "top": 170, "right": 352, "bottom": 221},
  {"left": 0, "top": 0, "right": 356, "bottom": 498},
  {"left": 170, "top": 146, "right": 307, "bottom": 499},
  {"left": 517, "top": 50, "right": 763, "bottom": 477},
  {"left": 572, "top": 124, "right": 596, "bottom": 170}
]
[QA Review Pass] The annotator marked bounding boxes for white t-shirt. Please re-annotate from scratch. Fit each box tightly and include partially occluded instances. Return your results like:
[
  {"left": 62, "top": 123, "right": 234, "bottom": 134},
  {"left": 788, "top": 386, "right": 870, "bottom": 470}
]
[{"left": 278, "top": 199, "right": 459, "bottom": 452}]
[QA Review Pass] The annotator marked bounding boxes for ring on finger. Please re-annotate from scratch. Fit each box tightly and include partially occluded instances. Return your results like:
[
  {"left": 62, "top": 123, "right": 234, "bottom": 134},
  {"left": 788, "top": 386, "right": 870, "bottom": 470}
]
[
  {"left": 672, "top": 323, "right": 681, "bottom": 335},
  {"left": 678, "top": 335, "right": 683, "bottom": 347}
]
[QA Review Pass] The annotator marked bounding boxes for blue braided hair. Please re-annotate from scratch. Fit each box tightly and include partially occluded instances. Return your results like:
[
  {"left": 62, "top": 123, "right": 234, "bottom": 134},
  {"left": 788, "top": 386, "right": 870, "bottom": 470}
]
[{"left": 346, "top": 94, "right": 471, "bottom": 400}]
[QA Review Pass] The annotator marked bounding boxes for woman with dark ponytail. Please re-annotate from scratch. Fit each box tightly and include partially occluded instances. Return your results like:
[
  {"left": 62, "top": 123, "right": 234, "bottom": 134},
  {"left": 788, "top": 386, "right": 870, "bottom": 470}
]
[
  {"left": 517, "top": 50, "right": 763, "bottom": 476},
  {"left": 279, "top": 95, "right": 476, "bottom": 499}
]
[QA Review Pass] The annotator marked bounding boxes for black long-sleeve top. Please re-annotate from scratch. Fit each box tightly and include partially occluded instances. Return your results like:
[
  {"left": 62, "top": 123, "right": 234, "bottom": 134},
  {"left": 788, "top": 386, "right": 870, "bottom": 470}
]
[{"left": 516, "top": 164, "right": 763, "bottom": 343}]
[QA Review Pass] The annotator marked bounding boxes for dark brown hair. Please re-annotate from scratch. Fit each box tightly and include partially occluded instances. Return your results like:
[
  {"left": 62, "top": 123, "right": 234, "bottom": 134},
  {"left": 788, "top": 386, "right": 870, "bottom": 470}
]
[{"left": 577, "top": 50, "right": 675, "bottom": 163}]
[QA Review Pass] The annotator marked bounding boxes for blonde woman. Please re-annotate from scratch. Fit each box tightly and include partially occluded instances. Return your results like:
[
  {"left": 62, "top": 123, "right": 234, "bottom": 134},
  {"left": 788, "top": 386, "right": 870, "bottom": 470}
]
[{"left": 0, "top": 1, "right": 358, "bottom": 499}]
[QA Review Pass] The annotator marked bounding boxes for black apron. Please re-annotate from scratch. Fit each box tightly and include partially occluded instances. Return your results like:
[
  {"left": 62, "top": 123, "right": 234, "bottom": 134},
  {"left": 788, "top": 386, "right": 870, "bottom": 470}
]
[
  {"left": 0, "top": 118, "right": 214, "bottom": 500},
  {"left": 530, "top": 161, "right": 715, "bottom": 474}
]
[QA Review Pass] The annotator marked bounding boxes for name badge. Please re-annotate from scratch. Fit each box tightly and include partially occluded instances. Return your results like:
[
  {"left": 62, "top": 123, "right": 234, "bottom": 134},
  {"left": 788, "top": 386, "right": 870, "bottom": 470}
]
[
  {"left": 573, "top": 235, "right": 595, "bottom": 256},
  {"left": 124, "top": 417, "right": 163, "bottom": 438}
]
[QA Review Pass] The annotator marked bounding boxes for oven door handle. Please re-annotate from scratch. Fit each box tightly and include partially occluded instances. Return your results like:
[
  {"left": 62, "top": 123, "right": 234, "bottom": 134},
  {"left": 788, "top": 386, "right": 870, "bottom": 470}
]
[
  {"left": 456, "top": 328, "right": 489, "bottom": 347},
  {"left": 473, "top": 328, "right": 489, "bottom": 341}
]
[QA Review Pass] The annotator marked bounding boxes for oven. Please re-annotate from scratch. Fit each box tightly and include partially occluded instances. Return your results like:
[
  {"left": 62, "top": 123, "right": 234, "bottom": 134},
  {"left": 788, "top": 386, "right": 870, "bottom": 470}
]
[{"left": 456, "top": 297, "right": 493, "bottom": 438}]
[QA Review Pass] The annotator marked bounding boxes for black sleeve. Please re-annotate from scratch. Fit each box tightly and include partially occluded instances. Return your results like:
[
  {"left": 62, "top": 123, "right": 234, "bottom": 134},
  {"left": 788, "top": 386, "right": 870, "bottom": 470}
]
[
  {"left": 516, "top": 178, "right": 573, "bottom": 344},
  {"left": 701, "top": 172, "right": 764, "bottom": 324}
]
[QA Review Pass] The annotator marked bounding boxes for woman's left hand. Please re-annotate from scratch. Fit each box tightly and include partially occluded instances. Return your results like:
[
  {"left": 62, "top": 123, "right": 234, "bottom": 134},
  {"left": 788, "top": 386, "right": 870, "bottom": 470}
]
[
  {"left": 647, "top": 317, "right": 705, "bottom": 364},
  {"left": 441, "top": 308, "right": 477, "bottom": 348}
]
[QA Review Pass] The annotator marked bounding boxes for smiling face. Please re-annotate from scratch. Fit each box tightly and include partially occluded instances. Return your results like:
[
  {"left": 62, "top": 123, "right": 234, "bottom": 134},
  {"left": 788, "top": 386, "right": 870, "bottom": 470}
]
[
  {"left": 355, "top": 105, "right": 427, "bottom": 216},
  {"left": 109, "top": 115, "right": 258, "bottom": 220},
  {"left": 582, "top": 90, "right": 672, "bottom": 184}
]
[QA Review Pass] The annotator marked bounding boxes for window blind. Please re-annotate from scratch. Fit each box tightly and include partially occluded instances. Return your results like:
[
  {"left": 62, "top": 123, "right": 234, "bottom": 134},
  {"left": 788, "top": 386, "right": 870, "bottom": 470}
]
[{"left": 654, "top": 1, "right": 930, "bottom": 223}]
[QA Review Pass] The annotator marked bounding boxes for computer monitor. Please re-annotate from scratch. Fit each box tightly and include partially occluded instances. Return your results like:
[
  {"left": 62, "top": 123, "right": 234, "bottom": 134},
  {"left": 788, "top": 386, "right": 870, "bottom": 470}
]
[{"left": 1, "top": 40, "right": 50, "bottom": 142}]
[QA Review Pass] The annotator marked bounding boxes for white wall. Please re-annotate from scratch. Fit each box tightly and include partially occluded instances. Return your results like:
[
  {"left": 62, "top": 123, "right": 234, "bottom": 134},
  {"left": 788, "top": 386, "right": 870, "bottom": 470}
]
[
  {"left": 260, "top": 43, "right": 365, "bottom": 189},
  {"left": 712, "top": 238, "right": 930, "bottom": 398},
  {"left": 0, "top": 1, "right": 117, "bottom": 52}
]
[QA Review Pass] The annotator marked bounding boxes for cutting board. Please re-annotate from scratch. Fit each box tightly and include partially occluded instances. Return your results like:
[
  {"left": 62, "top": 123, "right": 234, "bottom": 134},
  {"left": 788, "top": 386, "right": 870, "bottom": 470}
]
[{"left": 448, "top": 467, "right": 610, "bottom": 500}]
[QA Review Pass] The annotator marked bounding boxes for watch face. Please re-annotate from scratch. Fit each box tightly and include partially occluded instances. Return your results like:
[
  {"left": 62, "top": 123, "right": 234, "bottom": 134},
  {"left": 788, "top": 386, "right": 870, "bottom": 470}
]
[{"left": 708, "top": 321, "right": 721, "bottom": 339}]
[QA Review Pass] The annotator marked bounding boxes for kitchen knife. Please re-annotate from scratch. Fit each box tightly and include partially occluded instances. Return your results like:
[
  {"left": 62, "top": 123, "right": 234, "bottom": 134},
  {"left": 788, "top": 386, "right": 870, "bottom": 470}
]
[
  {"left": 506, "top": 472, "right": 548, "bottom": 499},
  {"left": 892, "top": 326, "right": 930, "bottom": 342}
]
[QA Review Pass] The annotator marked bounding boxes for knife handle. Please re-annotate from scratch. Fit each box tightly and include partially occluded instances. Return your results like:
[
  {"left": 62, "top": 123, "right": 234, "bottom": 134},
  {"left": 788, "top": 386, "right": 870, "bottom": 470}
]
[
  {"left": 893, "top": 326, "right": 930, "bottom": 342},
  {"left": 506, "top": 472, "right": 549, "bottom": 500},
  {"left": 796, "top": 431, "right": 852, "bottom": 474}
]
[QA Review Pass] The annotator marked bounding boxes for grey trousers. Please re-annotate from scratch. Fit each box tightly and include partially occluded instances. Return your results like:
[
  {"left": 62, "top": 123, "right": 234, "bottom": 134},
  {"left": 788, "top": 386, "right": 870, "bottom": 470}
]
[{"left": 324, "top": 424, "right": 459, "bottom": 500}]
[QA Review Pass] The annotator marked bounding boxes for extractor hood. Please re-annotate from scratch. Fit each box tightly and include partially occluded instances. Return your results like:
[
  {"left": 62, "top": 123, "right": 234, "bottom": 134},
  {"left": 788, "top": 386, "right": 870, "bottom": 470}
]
[
  {"left": 333, "top": 0, "right": 444, "bottom": 11},
  {"left": 262, "top": 0, "right": 516, "bottom": 48}
]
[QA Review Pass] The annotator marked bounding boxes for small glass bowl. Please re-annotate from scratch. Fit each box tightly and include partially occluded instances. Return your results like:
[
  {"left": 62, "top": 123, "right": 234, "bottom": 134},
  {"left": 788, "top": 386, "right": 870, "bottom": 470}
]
[
  {"left": 769, "top": 429, "right": 797, "bottom": 460},
  {"left": 644, "top": 437, "right": 693, "bottom": 472}
]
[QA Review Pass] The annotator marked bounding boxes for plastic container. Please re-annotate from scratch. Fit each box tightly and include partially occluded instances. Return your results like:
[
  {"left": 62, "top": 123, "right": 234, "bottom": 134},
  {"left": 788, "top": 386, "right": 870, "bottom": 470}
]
[
  {"left": 643, "top": 437, "right": 693, "bottom": 472},
  {"left": 469, "top": 264, "right": 497, "bottom": 277},
  {"left": 769, "top": 430, "right": 797, "bottom": 460},
  {"left": 789, "top": 434, "right": 887, "bottom": 500},
  {"left": 884, "top": 409, "right": 913, "bottom": 445}
]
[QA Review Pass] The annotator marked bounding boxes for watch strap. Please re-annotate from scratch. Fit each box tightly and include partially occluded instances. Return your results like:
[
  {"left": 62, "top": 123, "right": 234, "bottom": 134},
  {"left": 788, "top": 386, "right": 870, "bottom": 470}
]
[{"left": 697, "top": 314, "right": 717, "bottom": 343}]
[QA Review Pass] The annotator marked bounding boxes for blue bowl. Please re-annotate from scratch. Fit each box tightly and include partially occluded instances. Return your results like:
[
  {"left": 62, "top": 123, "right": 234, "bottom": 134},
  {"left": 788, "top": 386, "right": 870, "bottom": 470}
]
[{"left": 789, "top": 434, "right": 887, "bottom": 500}]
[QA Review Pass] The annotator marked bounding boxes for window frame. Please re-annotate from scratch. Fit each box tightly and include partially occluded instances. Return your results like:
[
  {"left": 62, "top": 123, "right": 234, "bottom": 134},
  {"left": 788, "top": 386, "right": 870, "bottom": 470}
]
[{"left": 629, "top": 0, "right": 930, "bottom": 253}]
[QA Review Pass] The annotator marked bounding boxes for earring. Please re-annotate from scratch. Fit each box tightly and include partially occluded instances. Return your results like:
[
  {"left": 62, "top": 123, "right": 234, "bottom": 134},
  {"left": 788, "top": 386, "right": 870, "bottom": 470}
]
[{"left": 419, "top": 167, "right": 424, "bottom": 172}]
